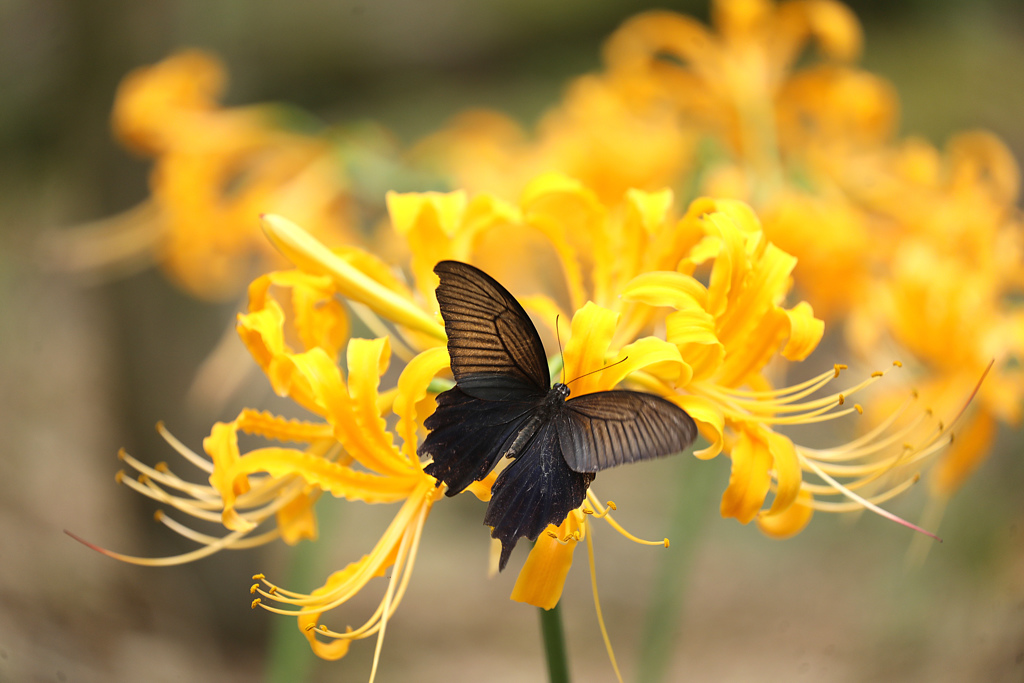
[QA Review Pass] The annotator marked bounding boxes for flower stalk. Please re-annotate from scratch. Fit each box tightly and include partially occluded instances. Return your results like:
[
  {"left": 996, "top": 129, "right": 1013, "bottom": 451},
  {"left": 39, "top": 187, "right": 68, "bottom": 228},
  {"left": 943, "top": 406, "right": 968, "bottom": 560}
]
[{"left": 539, "top": 603, "right": 571, "bottom": 683}]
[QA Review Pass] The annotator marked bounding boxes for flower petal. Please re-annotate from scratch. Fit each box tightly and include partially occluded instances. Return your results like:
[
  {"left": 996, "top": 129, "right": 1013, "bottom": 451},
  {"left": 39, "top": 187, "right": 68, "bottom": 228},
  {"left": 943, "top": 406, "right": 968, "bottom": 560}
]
[
  {"left": 603, "top": 336, "right": 684, "bottom": 389},
  {"left": 276, "top": 490, "right": 319, "bottom": 545},
  {"left": 670, "top": 394, "right": 723, "bottom": 460},
  {"left": 780, "top": 301, "right": 824, "bottom": 361},
  {"left": 720, "top": 427, "right": 772, "bottom": 524},
  {"left": 261, "top": 214, "right": 445, "bottom": 340},
  {"left": 562, "top": 303, "right": 620, "bottom": 397},
  {"left": 394, "top": 346, "right": 451, "bottom": 465},
  {"left": 510, "top": 517, "right": 579, "bottom": 610},
  {"left": 757, "top": 488, "right": 815, "bottom": 538},
  {"left": 226, "top": 447, "right": 416, "bottom": 503},
  {"left": 764, "top": 430, "right": 801, "bottom": 516}
]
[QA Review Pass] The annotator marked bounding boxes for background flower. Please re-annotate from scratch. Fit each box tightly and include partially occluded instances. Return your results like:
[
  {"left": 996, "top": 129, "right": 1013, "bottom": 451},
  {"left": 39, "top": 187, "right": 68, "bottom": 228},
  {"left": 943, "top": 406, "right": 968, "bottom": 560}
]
[{"left": 5, "top": 1, "right": 1024, "bottom": 682}]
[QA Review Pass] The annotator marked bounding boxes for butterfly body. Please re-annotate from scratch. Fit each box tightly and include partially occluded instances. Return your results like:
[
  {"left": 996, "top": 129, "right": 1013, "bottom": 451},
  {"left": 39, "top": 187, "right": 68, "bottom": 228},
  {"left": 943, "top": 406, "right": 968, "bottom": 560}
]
[{"left": 419, "top": 261, "right": 697, "bottom": 570}]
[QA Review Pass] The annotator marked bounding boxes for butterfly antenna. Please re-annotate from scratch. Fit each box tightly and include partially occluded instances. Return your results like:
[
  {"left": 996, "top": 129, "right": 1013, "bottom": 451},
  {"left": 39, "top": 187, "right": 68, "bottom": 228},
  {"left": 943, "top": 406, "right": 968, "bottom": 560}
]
[
  {"left": 555, "top": 314, "right": 565, "bottom": 385},
  {"left": 566, "top": 356, "right": 630, "bottom": 386}
]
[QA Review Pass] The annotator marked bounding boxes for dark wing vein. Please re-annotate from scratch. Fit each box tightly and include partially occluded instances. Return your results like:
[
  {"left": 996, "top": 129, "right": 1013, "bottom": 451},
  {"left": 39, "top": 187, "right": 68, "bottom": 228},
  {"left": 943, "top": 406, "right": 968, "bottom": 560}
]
[
  {"left": 558, "top": 391, "right": 697, "bottom": 472},
  {"left": 434, "top": 260, "right": 550, "bottom": 399}
]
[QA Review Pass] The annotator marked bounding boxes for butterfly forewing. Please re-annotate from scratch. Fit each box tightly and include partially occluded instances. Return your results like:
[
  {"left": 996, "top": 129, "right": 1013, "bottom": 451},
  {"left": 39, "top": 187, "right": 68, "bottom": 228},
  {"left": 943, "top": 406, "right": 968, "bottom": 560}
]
[
  {"left": 557, "top": 391, "right": 698, "bottom": 473},
  {"left": 434, "top": 260, "right": 550, "bottom": 400}
]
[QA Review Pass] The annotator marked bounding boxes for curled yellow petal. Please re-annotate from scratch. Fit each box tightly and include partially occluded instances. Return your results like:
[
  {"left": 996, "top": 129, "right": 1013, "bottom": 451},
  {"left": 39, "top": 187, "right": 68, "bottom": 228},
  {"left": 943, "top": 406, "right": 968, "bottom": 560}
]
[
  {"left": 764, "top": 430, "right": 801, "bottom": 516},
  {"left": 285, "top": 348, "right": 409, "bottom": 478},
  {"left": 603, "top": 337, "right": 684, "bottom": 388},
  {"left": 204, "top": 420, "right": 251, "bottom": 523},
  {"left": 780, "top": 301, "right": 825, "bottom": 361},
  {"left": 720, "top": 427, "right": 772, "bottom": 524},
  {"left": 394, "top": 347, "right": 451, "bottom": 464},
  {"left": 757, "top": 488, "right": 815, "bottom": 539},
  {"left": 621, "top": 270, "right": 709, "bottom": 310}
]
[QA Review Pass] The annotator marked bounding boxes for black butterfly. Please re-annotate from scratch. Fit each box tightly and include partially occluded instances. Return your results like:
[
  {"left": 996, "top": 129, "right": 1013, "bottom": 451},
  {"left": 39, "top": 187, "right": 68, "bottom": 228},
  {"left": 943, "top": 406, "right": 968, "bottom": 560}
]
[{"left": 419, "top": 260, "right": 698, "bottom": 570}]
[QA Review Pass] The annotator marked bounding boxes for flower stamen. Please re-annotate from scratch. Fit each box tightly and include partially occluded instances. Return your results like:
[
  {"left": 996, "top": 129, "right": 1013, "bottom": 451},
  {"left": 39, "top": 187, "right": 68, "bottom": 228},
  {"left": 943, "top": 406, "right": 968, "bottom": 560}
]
[
  {"left": 586, "top": 492, "right": 669, "bottom": 547},
  {"left": 585, "top": 517, "right": 623, "bottom": 683}
]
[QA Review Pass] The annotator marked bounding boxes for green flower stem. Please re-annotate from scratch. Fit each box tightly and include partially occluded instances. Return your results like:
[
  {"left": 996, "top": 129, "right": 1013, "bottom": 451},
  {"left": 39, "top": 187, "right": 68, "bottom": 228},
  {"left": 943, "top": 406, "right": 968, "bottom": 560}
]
[
  {"left": 539, "top": 603, "right": 571, "bottom": 683},
  {"left": 636, "top": 453, "right": 719, "bottom": 683}
]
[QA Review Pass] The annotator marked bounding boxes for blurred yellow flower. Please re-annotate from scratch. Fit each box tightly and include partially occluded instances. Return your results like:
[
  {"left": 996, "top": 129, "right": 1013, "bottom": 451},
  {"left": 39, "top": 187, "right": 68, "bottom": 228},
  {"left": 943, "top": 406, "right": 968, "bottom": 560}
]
[
  {"left": 49, "top": 50, "right": 366, "bottom": 301},
  {"left": 414, "top": 0, "right": 1021, "bottom": 529}
]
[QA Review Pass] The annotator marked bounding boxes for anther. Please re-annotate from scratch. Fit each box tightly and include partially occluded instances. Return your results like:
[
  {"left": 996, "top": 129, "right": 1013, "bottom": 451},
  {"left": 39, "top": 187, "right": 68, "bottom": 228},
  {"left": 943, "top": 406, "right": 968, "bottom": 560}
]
[
  {"left": 893, "top": 360, "right": 903, "bottom": 368},
  {"left": 250, "top": 584, "right": 260, "bottom": 594},
  {"left": 155, "top": 462, "right": 169, "bottom": 473},
  {"left": 252, "top": 573, "right": 265, "bottom": 580},
  {"left": 838, "top": 393, "right": 845, "bottom": 406},
  {"left": 854, "top": 404, "right": 864, "bottom": 414},
  {"left": 268, "top": 586, "right": 278, "bottom": 596},
  {"left": 251, "top": 598, "right": 261, "bottom": 609},
  {"left": 304, "top": 624, "right": 317, "bottom": 632},
  {"left": 871, "top": 371, "right": 884, "bottom": 378},
  {"left": 114, "top": 470, "right": 125, "bottom": 484},
  {"left": 663, "top": 539, "right": 670, "bottom": 548},
  {"left": 834, "top": 364, "right": 847, "bottom": 378},
  {"left": 606, "top": 501, "right": 617, "bottom": 511},
  {"left": 153, "top": 510, "right": 164, "bottom": 522},
  {"left": 137, "top": 474, "right": 149, "bottom": 484},
  {"left": 117, "top": 448, "right": 127, "bottom": 461}
]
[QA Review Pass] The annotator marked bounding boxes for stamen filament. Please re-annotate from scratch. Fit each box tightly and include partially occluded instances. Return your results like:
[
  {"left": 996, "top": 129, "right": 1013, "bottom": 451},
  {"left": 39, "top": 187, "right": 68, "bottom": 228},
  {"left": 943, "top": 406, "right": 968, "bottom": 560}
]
[
  {"left": 65, "top": 527, "right": 254, "bottom": 566},
  {"left": 117, "top": 449, "right": 222, "bottom": 503},
  {"left": 256, "top": 484, "right": 428, "bottom": 611},
  {"left": 801, "top": 457, "right": 941, "bottom": 541},
  {"left": 156, "top": 422, "right": 214, "bottom": 473},
  {"left": 587, "top": 491, "right": 668, "bottom": 547},
  {"left": 156, "top": 510, "right": 283, "bottom": 549},
  {"left": 585, "top": 517, "right": 623, "bottom": 683},
  {"left": 809, "top": 473, "right": 920, "bottom": 511}
]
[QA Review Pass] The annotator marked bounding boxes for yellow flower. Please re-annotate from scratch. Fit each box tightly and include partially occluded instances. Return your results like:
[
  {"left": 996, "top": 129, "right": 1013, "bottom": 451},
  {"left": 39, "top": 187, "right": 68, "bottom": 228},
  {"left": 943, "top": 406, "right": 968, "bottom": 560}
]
[
  {"left": 413, "top": 75, "right": 693, "bottom": 204},
  {"left": 48, "top": 50, "right": 366, "bottom": 301},
  {"left": 261, "top": 176, "right": 958, "bottom": 605},
  {"left": 413, "top": 0, "right": 883, "bottom": 209},
  {"left": 86, "top": 327, "right": 458, "bottom": 678}
]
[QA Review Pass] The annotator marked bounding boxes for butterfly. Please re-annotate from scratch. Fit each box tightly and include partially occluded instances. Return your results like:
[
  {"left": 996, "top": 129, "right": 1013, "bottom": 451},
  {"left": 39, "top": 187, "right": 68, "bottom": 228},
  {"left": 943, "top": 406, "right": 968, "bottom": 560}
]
[{"left": 419, "top": 260, "right": 698, "bottom": 570}]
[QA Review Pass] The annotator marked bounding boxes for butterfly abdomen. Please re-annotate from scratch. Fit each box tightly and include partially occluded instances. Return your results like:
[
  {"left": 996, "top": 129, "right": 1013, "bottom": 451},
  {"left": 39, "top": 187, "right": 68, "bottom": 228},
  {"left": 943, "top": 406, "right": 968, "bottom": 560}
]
[{"left": 502, "top": 385, "right": 568, "bottom": 462}]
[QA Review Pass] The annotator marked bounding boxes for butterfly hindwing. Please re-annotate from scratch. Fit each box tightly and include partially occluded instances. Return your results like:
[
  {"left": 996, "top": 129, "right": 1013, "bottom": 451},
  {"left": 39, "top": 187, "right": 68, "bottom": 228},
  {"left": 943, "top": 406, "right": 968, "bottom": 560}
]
[
  {"left": 483, "top": 420, "right": 595, "bottom": 571},
  {"left": 434, "top": 260, "right": 550, "bottom": 400},
  {"left": 557, "top": 390, "right": 698, "bottom": 473},
  {"left": 420, "top": 387, "right": 541, "bottom": 496}
]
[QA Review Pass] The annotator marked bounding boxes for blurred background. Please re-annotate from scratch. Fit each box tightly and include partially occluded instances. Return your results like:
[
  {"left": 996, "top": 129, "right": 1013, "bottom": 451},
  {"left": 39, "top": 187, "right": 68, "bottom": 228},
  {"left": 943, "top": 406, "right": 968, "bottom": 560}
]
[{"left": 1, "top": 0, "right": 1023, "bottom": 681}]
